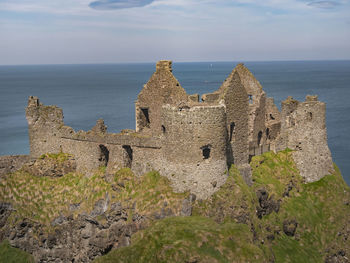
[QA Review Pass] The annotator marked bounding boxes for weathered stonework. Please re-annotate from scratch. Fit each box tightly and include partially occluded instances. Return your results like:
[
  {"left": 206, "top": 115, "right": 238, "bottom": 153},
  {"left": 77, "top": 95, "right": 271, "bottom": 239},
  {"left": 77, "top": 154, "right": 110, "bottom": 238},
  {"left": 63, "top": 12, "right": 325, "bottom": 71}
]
[
  {"left": 159, "top": 104, "right": 228, "bottom": 198},
  {"left": 275, "top": 95, "right": 334, "bottom": 182},
  {"left": 23, "top": 60, "right": 334, "bottom": 198}
]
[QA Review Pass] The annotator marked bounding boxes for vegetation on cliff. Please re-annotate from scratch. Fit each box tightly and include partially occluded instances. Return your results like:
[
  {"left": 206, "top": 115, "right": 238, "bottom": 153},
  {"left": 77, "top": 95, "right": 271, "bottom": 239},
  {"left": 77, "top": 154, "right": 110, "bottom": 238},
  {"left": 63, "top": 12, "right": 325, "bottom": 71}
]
[
  {"left": 0, "top": 153, "right": 187, "bottom": 233},
  {"left": 0, "top": 240, "right": 34, "bottom": 263},
  {"left": 94, "top": 150, "right": 350, "bottom": 263},
  {"left": 1, "top": 150, "right": 349, "bottom": 262}
]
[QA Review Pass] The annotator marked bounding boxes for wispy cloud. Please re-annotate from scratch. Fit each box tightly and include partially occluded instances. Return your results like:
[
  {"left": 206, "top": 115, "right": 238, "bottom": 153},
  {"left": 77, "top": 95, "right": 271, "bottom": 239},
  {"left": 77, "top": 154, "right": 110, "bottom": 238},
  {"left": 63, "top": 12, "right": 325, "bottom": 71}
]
[
  {"left": 307, "top": 1, "right": 340, "bottom": 9},
  {"left": 89, "top": 0, "right": 155, "bottom": 10},
  {"left": 0, "top": 0, "right": 349, "bottom": 64}
]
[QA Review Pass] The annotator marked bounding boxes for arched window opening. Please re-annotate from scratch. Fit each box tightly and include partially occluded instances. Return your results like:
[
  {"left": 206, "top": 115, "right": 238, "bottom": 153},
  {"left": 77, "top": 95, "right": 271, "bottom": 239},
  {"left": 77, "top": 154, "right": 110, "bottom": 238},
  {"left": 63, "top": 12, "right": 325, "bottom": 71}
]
[
  {"left": 229, "top": 122, "right": 235, "bottom": 142},
  {"left": 270, "top": 114, "right": 275, "bottom": 120},
  {"left": 257, "top": 131, "right": 263, "bottom": 146},
  {"left": 99, "top": 145, "right": 109, "bottom": 167},
  {"left": 161, "top": 125, "right": 166, "bottom": 134},
  {"left": 266, "top": 128, "right": 270, "bottom": 139},
  {"left": 201, "top": 145, "right": 211, "bottom": 160}
]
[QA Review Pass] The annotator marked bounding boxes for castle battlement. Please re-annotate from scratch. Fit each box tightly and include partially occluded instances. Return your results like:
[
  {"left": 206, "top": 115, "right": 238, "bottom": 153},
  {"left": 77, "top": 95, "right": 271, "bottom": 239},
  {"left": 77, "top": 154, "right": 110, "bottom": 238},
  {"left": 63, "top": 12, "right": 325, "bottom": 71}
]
[{"left": 25, "top": 61, "right": 334, "bottom": 199}]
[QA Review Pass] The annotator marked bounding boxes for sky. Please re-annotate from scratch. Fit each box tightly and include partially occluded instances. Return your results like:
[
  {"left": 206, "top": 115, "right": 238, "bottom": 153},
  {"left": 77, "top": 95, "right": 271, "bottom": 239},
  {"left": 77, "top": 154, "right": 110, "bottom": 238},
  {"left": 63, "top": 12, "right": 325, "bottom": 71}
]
[{"left": 0, "top": 0, "right": 349, "bottom": 64}]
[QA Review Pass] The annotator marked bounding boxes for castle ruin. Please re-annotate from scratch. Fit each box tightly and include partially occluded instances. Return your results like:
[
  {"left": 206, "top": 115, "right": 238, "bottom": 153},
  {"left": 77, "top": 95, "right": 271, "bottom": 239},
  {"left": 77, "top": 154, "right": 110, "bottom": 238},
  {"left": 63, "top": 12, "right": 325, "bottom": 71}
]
[{"left": 25, "top": 60, "right": 334, "bottom": 199}]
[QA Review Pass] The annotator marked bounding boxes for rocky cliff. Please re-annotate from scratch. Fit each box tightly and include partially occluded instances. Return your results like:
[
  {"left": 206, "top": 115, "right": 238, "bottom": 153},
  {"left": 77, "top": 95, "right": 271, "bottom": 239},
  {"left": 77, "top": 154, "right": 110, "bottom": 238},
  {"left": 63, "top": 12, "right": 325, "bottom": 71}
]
[{"left": 0, "top": 150, "right": 349, "bottom": 263}]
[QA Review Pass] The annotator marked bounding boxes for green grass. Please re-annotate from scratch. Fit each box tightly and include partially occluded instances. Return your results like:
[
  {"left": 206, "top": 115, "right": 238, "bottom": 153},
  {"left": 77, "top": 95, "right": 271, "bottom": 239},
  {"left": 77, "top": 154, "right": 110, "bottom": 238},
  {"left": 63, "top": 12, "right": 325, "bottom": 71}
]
[
  {"left": 94, "top": 150, "right": 350, "bottom": 263},
  {"left": 2, "top": 150, "right": 350, "bottom": 262},
  {"left": 0, "top": 159, "right": 187, "bottom": 232},
  {"left": 0, "top": 240, "right": 34, "bottom": 263},
  {"left": 93, "top": 216, "right": 265, "bottom": 263},
  {"left": 112, "top": 169, "right": 188, "bottom": 218},
  {"left": 39, "top": 152, "right": 72, "bottom": 163}
]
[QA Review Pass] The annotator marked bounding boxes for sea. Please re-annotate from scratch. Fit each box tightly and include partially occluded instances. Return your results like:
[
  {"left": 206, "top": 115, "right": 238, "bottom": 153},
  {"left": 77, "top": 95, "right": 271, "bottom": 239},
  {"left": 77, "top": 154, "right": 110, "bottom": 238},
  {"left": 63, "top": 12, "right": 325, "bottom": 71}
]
[{"left": 0, "top": 61, "right": 349, "bottom": 185}]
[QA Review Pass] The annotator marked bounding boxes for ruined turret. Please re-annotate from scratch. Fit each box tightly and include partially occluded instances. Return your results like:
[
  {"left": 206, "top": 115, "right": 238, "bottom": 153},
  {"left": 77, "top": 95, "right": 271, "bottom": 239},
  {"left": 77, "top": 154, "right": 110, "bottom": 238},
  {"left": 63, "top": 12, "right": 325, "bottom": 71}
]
[
  {"left": 160, "top": 104, "right": 228, "bottom": 198},
  {"left": 277, "top": 95, "right": 334, "bottom": 182},
  {"left": 26, "top": 96, "right": 64, "bottom": 157},
  {"left": 135, "top": 60, "right": 188, "bottom": 135}
]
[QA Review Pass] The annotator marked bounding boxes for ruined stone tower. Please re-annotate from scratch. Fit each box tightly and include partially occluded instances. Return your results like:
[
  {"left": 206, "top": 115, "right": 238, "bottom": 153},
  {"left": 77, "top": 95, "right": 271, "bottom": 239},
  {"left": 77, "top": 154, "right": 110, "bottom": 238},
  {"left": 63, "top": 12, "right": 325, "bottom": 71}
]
[
  {"left": 25, "top": 60, "right": 334, "bottom": 199},
  {"left": 135, "top": 60, "right": 188, "bottom": 135},
  {"left": 274, "top": 95, "right": 334, "bottom": 182}
]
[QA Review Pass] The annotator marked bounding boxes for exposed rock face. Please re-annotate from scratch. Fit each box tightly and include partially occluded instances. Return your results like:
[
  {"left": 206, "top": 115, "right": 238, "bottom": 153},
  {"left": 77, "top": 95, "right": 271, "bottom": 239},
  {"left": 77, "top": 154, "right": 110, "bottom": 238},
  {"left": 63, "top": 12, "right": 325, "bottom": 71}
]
[
  {"left": 0, "top": 203, "right": 12, "bottom": 229},
  {"left": 256, "top": 189, "right": 280, "bottom": 219},
  {"left": 21, "top": 155, "right": 76, "bottom": 177},
  {"left": 0, "top": 155, "right": 32, "bottom": 177},
  {"left": 0, "top": 155, "right": 191, "bottom": 263},
  {"left": 283, "top": 219, "right": 298, "bottom": 237},
  {"left": 0, "top": 201, "right": 146, "bottom": 263}
]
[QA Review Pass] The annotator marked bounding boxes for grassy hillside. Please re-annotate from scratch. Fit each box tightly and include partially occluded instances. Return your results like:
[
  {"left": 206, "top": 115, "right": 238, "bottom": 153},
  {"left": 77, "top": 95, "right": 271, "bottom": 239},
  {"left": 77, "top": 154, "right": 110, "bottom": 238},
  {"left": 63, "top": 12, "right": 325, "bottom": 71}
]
[
  {"left": 0, "top": 153, "right": 187, "bottom": 233},
  {"left": 0, "top": 240, "right": 34, "bottom": 263},
  {"left": 1, "top": 150, "right": 349, "bottom": 262},
  {"left": 94, "top": 150, "right": 350, "bottom": 263},
  {"left": 94, "top": 216, "right": 265, "bottom": 263}
]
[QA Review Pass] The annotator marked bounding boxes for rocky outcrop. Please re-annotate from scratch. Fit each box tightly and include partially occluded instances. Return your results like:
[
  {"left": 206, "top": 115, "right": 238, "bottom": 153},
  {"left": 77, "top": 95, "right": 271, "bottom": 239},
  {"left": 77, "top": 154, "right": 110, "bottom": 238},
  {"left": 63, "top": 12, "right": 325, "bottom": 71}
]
[
  {"left": 21, "top": 154, "right": 76, "bottom": 177},
  {"left": 0, "top": 200, "right": 147, "bottom": 262},
  {"left": 0, "top": 155, "right": 31, "bottom": 177},
  {"left": 256, "top": 188, "right": 280, "bottom": 219},
  {"left": 283, "top": 219, "right": 298, "bottom": 237}
]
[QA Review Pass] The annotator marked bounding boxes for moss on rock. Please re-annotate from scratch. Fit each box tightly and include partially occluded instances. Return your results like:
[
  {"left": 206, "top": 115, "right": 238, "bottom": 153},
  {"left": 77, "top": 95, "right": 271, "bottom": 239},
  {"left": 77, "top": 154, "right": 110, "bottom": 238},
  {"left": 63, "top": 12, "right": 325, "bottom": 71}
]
[{"left": 0, "top": 240, "right": 34, "bottom": 263}]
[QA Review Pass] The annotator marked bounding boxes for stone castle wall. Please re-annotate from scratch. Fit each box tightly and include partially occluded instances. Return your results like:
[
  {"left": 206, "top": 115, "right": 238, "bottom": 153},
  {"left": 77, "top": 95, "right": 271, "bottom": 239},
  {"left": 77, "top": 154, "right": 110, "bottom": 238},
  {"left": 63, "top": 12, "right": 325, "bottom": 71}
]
[
  {"left": 25, "top": 97, "right": 162, "bottom": 177},
  {"left": 276, "top": 95, "right": 334, "bottom": 182},
  {"left": 23, "top": 61, "right": 334, "bottom": 199},
  {"left": 159, "top": 104, "right": 228, "bottom": 199},
  {"left": 135, "top": 60, "right": 188, "bottom": 135},
  {"left": 26, "top": 96, "right": 65, "bottom": 157},
  {"left": 218, "top": 72, "right": 249, "bottom": 166}
]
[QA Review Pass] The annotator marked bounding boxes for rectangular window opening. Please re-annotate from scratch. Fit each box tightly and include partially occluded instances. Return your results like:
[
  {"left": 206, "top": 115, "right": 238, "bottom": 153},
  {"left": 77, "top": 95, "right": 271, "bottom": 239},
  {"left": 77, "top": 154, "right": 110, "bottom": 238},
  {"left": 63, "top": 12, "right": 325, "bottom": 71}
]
[
  {"left": 140, "top": 108, "right": 150, "bottom": 128},
  {"left": 248, "top": 95, "right": 253, "bottom": 104}
]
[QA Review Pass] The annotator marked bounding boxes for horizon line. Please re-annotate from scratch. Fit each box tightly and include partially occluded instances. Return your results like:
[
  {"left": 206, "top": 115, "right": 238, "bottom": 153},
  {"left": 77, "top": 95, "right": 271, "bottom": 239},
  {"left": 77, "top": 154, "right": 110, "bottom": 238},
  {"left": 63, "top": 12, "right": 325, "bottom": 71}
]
[{"left": 1, "top": 59, "right": 350, "bottom": 67}]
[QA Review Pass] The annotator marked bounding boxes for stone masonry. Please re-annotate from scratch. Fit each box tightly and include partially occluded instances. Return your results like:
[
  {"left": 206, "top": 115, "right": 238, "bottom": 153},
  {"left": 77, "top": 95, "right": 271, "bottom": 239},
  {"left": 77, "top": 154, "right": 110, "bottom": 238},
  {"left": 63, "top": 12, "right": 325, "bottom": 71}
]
[{"left": 24, "top": 60, "right": 334, "bottom": 199}]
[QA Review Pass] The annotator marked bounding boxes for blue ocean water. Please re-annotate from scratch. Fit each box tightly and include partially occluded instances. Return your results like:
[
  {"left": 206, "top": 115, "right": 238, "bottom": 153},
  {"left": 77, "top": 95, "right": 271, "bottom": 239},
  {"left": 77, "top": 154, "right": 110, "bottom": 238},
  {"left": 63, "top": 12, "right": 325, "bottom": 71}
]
[{"left": 0, "top": 61, "right": 349, "bottom": 184}]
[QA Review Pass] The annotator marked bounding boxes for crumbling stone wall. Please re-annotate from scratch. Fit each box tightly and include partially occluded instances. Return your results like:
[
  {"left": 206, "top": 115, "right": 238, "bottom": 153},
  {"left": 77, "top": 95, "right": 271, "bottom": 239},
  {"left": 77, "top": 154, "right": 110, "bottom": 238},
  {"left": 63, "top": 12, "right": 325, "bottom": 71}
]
[
  {"left": 227, "top": 64, "right": 267, "bottom": 147},
  {"left": 265, "top": 97, "right": 281, "bottom": 143},
  {"left": 160, "top": 104, "right": 228, "bottom": 199},
  {"left": 217, "top": 72, "right": 249, "bottom": 168},
  {"left": 135, "top": 60, "right": 188, "bottom": 135},
  {"left": 26, "top": 99, "right": 163, "bottom": 177},
  {"left": 276, "top": 96, "right": 334, "bottom": 182},
  {"left": 23, "top": 60, "right": 334, "bottom": 198},
  {"left": 26, "top": 96, "right": 64, "bottom": 157}
]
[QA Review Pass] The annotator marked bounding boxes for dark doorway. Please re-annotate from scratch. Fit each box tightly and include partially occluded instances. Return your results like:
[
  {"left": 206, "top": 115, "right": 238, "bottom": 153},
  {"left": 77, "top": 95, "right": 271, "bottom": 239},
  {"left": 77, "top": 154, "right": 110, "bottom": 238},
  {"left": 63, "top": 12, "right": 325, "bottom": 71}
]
[
  {"left": 139, "top": 108, "right": 150, "bottom": 129},
  {"left": 122, "top": 145, "right": 133, "bottom": 168},
  {"left": 257, "top": 131, "right": 263, "bottom": 146},
  {"left": 201, "top": 145, "right": 211, "bottom": 159},
  {"left": 229, "top": 122, "right": 235, "bottom": 142},
  {"left": 99, "top": 145, "right": 109, "bottom": 166}
]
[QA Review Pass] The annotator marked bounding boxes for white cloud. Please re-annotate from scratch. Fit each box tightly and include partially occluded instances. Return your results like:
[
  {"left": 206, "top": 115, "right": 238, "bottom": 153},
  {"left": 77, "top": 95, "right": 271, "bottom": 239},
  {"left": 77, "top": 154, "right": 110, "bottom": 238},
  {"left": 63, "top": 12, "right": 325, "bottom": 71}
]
[{"left": 0, "top": 0, "right": 349, "bottom": 64}]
